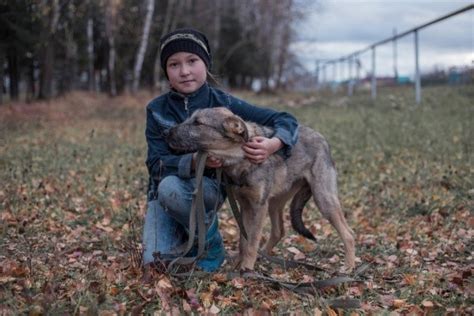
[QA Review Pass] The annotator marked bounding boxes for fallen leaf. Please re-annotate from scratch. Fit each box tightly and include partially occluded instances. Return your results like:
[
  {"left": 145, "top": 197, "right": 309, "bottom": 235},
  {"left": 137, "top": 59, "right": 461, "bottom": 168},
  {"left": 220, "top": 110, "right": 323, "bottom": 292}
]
[
  {"left": 109, "top": 287, "right": 119, "bottom": 296},
  {"left": 379, "top": 294, "right": 395, "bottom": 307},
  {"left": 422, "top": 300, "right": 434, "bottom": 308},
  {"left": 403, "top": 274, "right": 416, "bottom": 286},
  {"left": 393, "top": 299, "right": 406, "bottom": 308},
  {"left": 212, "top": 273, "right": 227, "bottom": 283},
  {"left": 0, "top": 277, "right": 16, "bottom": 284},
  {"left": 387, "top": 255, "right": 398, "bottom": 262},
  {"left": 287, "top": 246, "right": 301, "bottom": 255},
  {"left": 200, "top": 291, "right": 213, "bottom": 308},
  {"left": 209, "top": 304, "right": 220, "bottom": 314},
  {"left": 232, "top": 277, "right": 245, "bottom": 289},
  {"left": 186, "top": 289, "right": 200, "bottom": 309},
  {"left": 156, "top": 287, "right": 172, "bottom": 311},
  {"left": 157, "top": 276, "right": 173, "bottom": 289},
  {"left": 326, "top": 307, "right": 338, "bottom": 316},
  {"left": 95, "top": 222, "right": 114, "bottom": 233},
  {"left": 182, "top": 299, "right": 192, "bottom": 313}
]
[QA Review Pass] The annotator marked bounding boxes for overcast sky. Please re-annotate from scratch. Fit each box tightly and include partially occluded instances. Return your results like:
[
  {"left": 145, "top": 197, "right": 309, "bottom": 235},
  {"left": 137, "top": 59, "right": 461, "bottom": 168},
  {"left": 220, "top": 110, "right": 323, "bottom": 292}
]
[{"left": 292, "top": 0, "right": 474, "bottom": 79}]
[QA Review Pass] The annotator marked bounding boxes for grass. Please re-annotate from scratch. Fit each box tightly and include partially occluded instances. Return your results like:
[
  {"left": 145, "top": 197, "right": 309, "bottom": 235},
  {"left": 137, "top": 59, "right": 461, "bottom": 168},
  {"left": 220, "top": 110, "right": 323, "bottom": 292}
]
[{"left": 0, "top": 85, "right": 472, "bottom": 314}]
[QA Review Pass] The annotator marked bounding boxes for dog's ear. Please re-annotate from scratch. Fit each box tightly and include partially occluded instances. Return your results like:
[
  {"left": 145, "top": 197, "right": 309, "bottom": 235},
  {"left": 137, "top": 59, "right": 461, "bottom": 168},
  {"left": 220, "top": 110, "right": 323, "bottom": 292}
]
[{"left": 222, "top": 116, "right": 249, "bottom": 142}]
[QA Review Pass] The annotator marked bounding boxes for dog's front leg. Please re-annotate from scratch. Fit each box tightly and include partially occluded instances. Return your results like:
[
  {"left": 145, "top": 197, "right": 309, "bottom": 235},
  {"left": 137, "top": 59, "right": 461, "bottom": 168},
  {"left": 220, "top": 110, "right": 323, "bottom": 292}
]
[{"left": 238, "top": 201, "right": 268, "bottom": 271}]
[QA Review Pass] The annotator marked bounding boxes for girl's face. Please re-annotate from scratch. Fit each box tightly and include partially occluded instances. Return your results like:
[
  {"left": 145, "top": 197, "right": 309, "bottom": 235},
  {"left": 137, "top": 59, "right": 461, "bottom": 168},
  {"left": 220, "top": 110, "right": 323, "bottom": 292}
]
[{"left": 166, "top": 52, "right": 207, "bottom": 95}]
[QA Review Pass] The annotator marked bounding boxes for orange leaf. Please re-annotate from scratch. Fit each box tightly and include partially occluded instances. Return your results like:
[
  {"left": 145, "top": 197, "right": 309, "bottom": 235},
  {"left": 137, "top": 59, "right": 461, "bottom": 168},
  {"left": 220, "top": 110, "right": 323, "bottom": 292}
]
[
  {"left": 403, "top": 274, "right": 416, "bottom": 286},
  {"left": 109, "top": 287, "right": 119, "bottom": 296},
  {"left": 212, "top": 273, "right": 227, "bottom": 283},
  {"left": 231, "top": 277, "right": 245, "bottom": 289},
  {"left": 393, "top": 299, "right": 406, "bottom": 308},
  {"left": 326, "top": 307, "right": 338, "bottom": 316}
]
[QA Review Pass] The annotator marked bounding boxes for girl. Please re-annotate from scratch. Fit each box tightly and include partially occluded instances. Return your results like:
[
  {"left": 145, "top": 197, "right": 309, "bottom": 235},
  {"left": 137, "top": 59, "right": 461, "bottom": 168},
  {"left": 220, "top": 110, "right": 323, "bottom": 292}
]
[{"left": 143, "top": 28, "right": 299, "bottom": 273}]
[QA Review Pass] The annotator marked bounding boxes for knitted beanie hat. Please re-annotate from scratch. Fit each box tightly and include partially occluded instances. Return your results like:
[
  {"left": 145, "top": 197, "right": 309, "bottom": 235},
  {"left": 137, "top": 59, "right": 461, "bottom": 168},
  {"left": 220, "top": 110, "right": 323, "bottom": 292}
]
[{"left": 160, "top": 28, "right": 212, "bottom": 75}]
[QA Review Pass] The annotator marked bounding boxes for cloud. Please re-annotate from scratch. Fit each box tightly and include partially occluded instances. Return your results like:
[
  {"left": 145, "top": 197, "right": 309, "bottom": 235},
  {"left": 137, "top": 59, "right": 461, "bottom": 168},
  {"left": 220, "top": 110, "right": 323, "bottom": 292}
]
[{"left": 293, "top": 0, "right": 474, "bottom": 76}]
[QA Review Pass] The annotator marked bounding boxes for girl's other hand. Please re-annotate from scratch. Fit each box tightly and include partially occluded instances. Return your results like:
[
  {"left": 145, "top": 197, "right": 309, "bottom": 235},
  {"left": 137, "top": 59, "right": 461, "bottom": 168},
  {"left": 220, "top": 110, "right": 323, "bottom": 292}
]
[
  {"left": 205, "top": 155, "right": 223, "bottom": 168},
  {"left": 242, "top": 136, "right": 283, "bottom": 164}
]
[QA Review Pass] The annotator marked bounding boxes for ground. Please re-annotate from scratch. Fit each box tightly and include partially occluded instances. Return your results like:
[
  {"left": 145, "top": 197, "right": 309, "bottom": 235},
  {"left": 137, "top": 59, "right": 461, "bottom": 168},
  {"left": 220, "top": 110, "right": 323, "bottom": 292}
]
[{"left": 0, "top": 85, "right": 472, "bottom": 314}]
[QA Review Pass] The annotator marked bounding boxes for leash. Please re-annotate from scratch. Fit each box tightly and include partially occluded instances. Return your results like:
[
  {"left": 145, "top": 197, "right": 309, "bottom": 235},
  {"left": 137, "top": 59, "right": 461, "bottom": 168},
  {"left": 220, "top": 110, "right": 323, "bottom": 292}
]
[
  {"left": 222, "top": 174, "right": 248, "bottom": 240},
  {"left": 165, "top": 151, "right": 209, "bottom": 273}
]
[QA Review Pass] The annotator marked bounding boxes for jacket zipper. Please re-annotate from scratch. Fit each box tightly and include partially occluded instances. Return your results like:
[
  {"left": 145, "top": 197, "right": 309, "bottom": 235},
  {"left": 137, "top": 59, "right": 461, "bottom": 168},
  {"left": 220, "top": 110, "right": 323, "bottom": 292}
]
[{"left": 184, "top": 97, "right": 189, "bottom": 116}]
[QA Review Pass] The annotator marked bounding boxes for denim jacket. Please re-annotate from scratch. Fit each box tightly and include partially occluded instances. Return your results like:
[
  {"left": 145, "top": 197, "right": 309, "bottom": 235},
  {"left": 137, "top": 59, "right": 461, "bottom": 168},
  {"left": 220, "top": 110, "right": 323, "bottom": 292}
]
[{"left": 145, "top": 83, "right": 299, "bottom": 200}]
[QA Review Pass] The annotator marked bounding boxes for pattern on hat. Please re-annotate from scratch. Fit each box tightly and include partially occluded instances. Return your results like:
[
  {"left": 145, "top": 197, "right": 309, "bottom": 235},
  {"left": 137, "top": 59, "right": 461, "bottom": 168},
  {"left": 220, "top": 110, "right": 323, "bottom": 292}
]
[{"left": 160, "top": 28, "right": 212, "bottom": 76}]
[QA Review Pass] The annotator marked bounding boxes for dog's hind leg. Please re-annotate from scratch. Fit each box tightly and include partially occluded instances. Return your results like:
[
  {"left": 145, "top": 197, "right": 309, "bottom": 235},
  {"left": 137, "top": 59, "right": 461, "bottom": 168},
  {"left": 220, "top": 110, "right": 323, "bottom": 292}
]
[{"left": 310, "top": 162, "right": 356, "bottom": 270}]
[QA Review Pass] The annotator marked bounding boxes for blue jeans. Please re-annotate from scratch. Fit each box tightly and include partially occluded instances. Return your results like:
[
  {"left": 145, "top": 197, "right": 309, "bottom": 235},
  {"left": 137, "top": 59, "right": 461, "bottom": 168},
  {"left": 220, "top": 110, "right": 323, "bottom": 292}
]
[{"left": 142, "top": 175, "right": 225, "bottom": 266}]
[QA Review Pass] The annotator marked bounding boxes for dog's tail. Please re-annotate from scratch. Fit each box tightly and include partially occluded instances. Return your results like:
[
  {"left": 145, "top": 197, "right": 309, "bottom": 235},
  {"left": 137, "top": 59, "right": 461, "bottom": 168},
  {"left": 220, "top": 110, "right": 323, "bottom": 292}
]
[{"left": 290, "top": 185, "right": 316, "bottom": 241}]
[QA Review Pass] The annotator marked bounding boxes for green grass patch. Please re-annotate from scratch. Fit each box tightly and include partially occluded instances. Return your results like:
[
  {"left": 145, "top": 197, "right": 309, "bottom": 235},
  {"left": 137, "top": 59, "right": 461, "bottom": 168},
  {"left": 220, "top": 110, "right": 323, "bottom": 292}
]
[{"left": 0, "top": 86, "right": 472, "bottom": 314}]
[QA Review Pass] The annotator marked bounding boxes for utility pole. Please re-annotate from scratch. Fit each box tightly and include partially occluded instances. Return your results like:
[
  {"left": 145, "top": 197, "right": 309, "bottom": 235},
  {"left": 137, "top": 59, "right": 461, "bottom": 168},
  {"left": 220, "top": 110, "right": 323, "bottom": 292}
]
[
  {"left": 371, "top": 47, "right": 376, "bottom": 100},
  {"left": 414, "top": 30, "right": 421, "bottom": 104}
]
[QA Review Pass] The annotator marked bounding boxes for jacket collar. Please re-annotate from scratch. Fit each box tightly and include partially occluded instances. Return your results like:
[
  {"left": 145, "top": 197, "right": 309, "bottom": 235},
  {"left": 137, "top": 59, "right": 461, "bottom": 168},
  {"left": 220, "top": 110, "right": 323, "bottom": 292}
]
[{"left": 168, "top": 82, "right": 210, "bottom": 105}]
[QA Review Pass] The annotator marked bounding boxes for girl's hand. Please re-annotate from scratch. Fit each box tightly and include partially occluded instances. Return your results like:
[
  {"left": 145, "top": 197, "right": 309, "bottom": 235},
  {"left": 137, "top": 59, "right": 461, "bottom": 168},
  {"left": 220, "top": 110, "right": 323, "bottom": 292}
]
[
  {"left": 192, "top": 153, "right": 223, "bottom": 170},
  {"left": 243, "top": 136, "right": 283, "bottom": 164},
  {"left": 205, "top": 155, "right": 223, "bottom": 168}
]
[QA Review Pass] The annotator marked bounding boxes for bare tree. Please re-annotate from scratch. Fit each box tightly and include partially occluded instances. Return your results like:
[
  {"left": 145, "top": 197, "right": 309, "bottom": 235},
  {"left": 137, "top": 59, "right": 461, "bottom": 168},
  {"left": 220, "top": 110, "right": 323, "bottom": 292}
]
[
  {"left": 38, "top": 0, "right": 60, "bottom": 99},
  {"left": 104, "top": 0, "right": 120, "bottom": 96},
  {"left": 274, "top": 0, "right": 293, "bottom": 89},
  {"left": 132, "top": 0, "right": 155, "bottom": 93},
  {"left": 153, "top": 0, "right": 180, "bottom": 90},
  {"left": 61, "top": 1, "right": 78, "bottom": 94},
  {"left": 87, "top": 1, "right": 95, "bottom": 91},
  {"left": 0, "top": 51, "right": 3, "bottom": 104},
  {"left": 0, "top": 0, "right": 310, "bottom": 99},
  {"left": 6, "top": 46, "right": 19, "bottom": 100},
  {"left": 212, "top": 0, "right": 221, "bottom": 56}
]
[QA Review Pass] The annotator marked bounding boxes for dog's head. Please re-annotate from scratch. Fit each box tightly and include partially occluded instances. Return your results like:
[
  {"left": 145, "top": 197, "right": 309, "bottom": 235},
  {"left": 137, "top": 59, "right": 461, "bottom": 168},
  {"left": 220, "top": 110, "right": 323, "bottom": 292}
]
[{"left": 166, "top": 107, "right": 249, "bottom": 155}]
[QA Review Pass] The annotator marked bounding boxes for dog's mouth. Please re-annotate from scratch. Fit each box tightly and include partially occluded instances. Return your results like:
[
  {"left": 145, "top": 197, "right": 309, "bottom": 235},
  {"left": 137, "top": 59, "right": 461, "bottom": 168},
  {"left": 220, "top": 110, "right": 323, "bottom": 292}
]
[
  {"left": 167, "top": 136, "right": 203, "bottom": 154},
  {"left": 167, "top": 140, "right": 194, "bottom": 153}
]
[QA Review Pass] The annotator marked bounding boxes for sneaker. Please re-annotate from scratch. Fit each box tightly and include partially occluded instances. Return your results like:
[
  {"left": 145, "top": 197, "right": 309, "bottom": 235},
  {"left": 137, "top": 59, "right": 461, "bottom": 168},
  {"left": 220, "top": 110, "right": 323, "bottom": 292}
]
[{"left": 195, "top": 216, "right": 226, "bottom": 272}]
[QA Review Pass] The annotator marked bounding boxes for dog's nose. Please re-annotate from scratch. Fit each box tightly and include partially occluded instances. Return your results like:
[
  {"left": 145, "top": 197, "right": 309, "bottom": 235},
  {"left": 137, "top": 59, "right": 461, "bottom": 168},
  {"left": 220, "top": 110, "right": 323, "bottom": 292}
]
[{"left": 162, "top": 129, "right": 170, "bottom": 139}]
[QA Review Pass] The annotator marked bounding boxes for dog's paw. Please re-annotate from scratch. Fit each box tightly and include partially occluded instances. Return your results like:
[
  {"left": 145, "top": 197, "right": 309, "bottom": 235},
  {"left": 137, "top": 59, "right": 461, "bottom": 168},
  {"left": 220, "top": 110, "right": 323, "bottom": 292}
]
[
  {"left": 239, "top": 267, "right": 256, "bottom": 278},
  {"left": 339, "top": 265, "right": 354, "bottom": 275}
]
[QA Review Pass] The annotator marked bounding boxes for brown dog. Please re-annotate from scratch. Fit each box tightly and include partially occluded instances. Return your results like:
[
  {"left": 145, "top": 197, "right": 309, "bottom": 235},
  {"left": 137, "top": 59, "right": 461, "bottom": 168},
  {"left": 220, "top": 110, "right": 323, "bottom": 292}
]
[{"left": 166, "top": 107, "right": 355, "bottom": 271}]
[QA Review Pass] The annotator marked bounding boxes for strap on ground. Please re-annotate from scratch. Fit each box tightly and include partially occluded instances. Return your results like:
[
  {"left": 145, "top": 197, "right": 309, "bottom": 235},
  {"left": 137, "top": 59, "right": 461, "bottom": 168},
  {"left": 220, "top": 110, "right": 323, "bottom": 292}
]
[{"left": 165, "top": 151, "right": 209, "bottom": 273}]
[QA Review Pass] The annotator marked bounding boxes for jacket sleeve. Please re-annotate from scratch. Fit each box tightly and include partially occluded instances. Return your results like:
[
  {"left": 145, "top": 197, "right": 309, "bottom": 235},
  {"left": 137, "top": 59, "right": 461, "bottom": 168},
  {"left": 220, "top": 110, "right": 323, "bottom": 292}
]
[
  {"left": 227, "top": 96, "right": 299, "bottom": 158},
  {"left": 145, "top": 106, "right": 193, "bottom": 181}
]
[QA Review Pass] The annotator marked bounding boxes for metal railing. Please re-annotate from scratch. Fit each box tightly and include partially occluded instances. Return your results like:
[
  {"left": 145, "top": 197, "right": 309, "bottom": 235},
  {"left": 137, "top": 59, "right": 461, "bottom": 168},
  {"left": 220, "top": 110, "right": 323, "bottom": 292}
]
[{"left": 315, "top": 4, "right": 474, "bottom": 104}]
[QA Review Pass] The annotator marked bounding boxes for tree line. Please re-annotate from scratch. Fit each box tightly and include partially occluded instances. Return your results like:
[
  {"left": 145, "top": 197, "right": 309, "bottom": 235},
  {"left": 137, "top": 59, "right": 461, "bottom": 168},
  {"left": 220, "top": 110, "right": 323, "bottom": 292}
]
[{"left": 0, "top": 0, "right": 310, "bottom": 103}]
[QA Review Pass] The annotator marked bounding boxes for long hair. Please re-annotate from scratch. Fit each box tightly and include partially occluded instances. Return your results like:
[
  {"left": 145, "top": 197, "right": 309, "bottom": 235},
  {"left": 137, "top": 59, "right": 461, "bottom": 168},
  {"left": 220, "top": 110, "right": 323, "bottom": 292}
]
[{"left": 207, "top": 70, "right": 221, "bottom": 87}]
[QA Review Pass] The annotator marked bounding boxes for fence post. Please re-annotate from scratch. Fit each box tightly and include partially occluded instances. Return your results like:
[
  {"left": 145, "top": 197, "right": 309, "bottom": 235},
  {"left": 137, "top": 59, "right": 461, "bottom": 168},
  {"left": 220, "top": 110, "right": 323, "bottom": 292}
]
[
  {"left": 340, "top": 59, "right": 345, "bottom": 83},
  {"left": 371, "top": 46, "right": 377, "bottom": 100},
  {"left": 414, "top": 30, "right": 421, "bottom": 104},
  {"left": 393, "top": 28, "right": 398, "bottom": 81},
  {"left": 315, "top": 60, "right": 320, "bottom": 90},
  {"left": 348, "top": 56, "right": 353, "bottom": 96},
  {"left": 356, "top": 54, "right": 361, "bottom": 84},
  {"left": 322, "top": 65, "right": 327, "bottom": 88}
]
